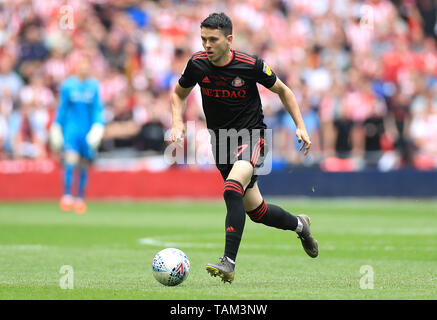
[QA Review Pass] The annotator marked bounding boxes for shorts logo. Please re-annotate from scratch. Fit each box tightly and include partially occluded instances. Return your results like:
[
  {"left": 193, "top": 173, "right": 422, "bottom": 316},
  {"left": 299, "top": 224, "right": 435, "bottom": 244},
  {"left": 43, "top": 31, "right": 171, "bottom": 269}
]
[
  {"left": 263, "top": 62, "right": 272, "bottom": 76},
  {"left": 233, "top": 144, "right": 248, "bottom": 158},
  {"left": 231, "top": 76, "right": 245, "bottom": 87}
]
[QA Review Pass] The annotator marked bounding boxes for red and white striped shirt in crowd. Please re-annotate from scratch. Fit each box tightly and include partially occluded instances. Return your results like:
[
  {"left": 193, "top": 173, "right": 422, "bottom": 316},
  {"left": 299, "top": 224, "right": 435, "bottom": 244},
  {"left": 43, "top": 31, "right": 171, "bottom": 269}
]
[
  {"left": 20, "top": 85, "right": 55, "bottom": 110},
  {"left": 43, "top": 58, "right": 69, "bottom": 85}
]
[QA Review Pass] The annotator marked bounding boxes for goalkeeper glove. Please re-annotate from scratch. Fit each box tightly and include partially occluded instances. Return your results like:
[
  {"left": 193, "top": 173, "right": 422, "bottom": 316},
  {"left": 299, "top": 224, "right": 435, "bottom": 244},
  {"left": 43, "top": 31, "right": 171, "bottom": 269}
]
[
  {"left": 49, "top": 123, "right": 63, "bottom": 151},
  {"left": 86, "top": 123, "right": 104, "bottom": 150}
]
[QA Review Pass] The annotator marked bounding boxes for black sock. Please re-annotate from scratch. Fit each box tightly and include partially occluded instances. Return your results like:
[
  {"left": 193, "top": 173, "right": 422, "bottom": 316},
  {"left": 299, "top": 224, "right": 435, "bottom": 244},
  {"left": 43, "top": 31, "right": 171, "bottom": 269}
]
[
  {"left": 223, "top": 179, "right": 246, "bottom": 262},
  {"left": 247, "top": 201, "right": 298, "bottom": 231}
]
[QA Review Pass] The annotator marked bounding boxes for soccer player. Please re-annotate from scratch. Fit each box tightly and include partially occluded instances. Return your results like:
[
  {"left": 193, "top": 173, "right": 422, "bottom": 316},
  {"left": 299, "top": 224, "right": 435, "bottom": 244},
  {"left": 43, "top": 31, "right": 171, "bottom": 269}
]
[
  {"left": 171, "top": 13, "right": 318, "bottom": 284},
  {"left": 50, "top": 54, "right": 105, "bottom": 214}
]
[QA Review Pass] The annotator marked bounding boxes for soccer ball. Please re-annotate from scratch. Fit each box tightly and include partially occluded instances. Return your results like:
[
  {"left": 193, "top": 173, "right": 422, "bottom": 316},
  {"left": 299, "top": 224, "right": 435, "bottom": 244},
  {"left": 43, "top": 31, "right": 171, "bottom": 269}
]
[{"left": 152, "top": 248, "right": 190, "bottom": 286}]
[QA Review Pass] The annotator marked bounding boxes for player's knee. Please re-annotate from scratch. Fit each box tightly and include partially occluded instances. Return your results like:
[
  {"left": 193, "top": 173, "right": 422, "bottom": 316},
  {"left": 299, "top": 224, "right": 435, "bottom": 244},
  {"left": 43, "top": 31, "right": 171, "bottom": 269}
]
[
  {"left": 223, "top": 179, "right": 245, "bottom": 200},
  {"left": 227, "top": 160, "right": 253, "bottom": 186},
  {"left": 64, "top": 151, "right": 79, "bottom": 165}
]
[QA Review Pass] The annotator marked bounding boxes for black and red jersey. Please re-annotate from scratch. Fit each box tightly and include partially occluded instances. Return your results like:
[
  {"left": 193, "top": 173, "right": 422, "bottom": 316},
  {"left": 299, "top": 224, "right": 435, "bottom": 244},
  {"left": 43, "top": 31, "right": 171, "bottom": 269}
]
[{"left": 178, "top": 49, "right": 277, "bottom": 132}]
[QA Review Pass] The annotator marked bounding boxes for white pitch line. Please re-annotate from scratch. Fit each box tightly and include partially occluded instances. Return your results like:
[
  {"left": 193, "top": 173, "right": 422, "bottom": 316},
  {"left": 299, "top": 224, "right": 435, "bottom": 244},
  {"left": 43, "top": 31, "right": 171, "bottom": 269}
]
[
  {"left": 0, "top": 244, "right": 49, "bottom": 250},
  {"left": 138, "top": 238, "right": 437, "bottom": 252},
  {"left": 138, "top": 237, "right": 297, "bottom": 250},
  {"left": 138, "top": 237, "right": 221, "bottom": 249}
]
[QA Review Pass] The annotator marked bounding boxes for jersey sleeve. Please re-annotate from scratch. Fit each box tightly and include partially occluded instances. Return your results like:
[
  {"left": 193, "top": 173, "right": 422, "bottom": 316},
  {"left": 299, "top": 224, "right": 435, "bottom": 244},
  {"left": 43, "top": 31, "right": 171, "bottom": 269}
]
[
  {"left": 92, "top": 82, "right": 105, "bottom": 125},
  {"left": 254, "top": 57, "right": 277, "bottom": 89},
  {"left": 54, "top": 81, "right": 69, "bottom": 127},
  {"left": 178, "top": 58, "right": 197, "bottom": 88}
]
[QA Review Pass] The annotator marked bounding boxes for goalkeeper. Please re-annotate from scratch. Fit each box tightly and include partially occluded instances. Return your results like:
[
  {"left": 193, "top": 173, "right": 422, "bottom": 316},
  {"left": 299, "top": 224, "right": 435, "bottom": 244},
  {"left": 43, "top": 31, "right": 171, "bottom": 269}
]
[{"left": 50, "top": 54, "right": 105, "bottom": 214}]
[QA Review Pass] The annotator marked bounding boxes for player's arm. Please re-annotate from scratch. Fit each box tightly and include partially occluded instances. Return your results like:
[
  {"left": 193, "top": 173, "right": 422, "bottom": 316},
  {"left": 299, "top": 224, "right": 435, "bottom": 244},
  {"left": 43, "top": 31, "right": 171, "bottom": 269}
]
[
  {"left": 268, "top": 78, "right": 312, "bottom": 155},
  {"left": 50, "top": 82, "right": 69, "bottom": 151},
  {"left": 86, "top": 82, "right": 105, "bottom": 149},
  {"left": 170, "top": 82, "right": 194, "bottom": 144}
]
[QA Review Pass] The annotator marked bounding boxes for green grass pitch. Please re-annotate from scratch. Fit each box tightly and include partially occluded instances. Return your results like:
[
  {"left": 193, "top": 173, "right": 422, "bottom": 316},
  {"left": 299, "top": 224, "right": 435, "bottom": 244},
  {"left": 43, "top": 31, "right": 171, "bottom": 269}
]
[{"left": 0, "top": 198, "right": 436, "bottom": 300}]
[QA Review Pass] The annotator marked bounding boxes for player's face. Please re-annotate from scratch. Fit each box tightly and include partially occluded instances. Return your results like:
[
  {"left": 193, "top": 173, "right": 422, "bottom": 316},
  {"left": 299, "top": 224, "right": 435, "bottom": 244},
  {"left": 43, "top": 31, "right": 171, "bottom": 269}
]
[
  {"left": 76, "top": 58, "right": 91, "bottom": 79},
  {"left": 201, "top": 28, "right": 232, "bottom": 63}
]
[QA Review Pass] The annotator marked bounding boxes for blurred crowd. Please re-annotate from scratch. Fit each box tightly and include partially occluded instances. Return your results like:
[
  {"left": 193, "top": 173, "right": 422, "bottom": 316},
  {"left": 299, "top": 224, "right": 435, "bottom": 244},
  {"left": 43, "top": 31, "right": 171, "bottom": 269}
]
[{"left": 0, "top": 0, "right": 436, "bottom": 171}]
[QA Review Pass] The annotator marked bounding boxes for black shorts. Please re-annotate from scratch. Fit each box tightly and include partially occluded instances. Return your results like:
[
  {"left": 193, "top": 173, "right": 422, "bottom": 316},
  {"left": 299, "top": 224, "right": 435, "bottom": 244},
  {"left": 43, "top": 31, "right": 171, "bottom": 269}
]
[{"left": 211, "top": 129, "right": 268, "bottom": 190}]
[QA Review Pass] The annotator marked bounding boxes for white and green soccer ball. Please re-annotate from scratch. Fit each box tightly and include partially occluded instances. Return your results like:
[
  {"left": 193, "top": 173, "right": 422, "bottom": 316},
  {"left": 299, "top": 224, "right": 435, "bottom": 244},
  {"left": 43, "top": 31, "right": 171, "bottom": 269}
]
[{"left": 152, "top": 248, "right": 190, "bottom": 286}]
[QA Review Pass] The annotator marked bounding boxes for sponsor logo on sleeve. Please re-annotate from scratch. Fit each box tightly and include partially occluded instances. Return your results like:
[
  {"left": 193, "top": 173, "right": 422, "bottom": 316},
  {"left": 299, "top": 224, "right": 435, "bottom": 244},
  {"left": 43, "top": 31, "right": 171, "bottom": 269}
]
[{"left": 263, "top": 62, "right": 272, "bottom": 76}]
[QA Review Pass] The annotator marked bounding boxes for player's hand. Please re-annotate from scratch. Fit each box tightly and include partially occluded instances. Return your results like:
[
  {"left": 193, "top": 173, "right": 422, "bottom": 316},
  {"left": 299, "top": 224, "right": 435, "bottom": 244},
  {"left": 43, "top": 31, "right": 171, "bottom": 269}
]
[
  {"left": 86, "top": 123, "right": 105, "bottom": 150},
  {"left": 296, "top": 127, "right": 311, "bottom": 156},
  {"left": 171, "top": 123, "right": 185, "bottom": 147},
  {"left": 49, "top": 123, "right": 63, "bottom": 151}
]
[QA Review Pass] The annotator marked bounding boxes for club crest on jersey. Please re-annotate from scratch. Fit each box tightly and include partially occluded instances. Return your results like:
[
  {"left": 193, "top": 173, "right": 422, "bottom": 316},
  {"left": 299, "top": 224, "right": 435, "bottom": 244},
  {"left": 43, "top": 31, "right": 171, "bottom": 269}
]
[
  {"left": 231, "top": 76, "right": 245, "bottom": 87},
  {"left": 263, "top": 62, "right": 272, "bottom": 76}
]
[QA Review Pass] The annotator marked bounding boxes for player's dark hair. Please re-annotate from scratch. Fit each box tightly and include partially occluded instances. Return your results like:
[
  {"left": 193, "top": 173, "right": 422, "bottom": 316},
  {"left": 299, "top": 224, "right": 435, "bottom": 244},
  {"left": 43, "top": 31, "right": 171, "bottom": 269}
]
[{"left": 200, "top": 13, "right": 233, "bottom": 36}]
